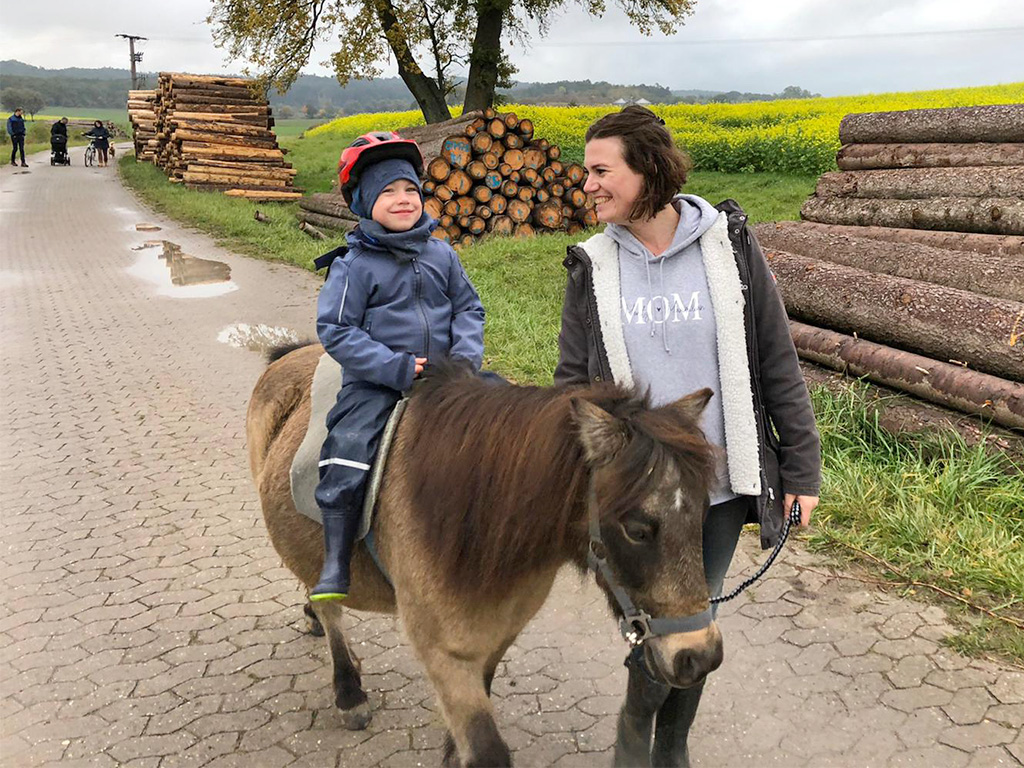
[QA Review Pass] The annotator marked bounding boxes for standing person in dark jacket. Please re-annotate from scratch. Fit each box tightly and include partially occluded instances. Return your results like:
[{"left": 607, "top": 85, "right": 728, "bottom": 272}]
[
  {"left": 7, "top": 108, "right": 27, "bottom": 167},
  {"left": 85, "top": 120, "right": 111, "bottom": 166},
  {"left": 310, "top": 132, "right": 486, "bottom": 602},
  {"left": 50, "top": 117, "right": 68, "bottom": 138},
  {"left": 554, "top": 106, "right": 821, "bottom": 767}
]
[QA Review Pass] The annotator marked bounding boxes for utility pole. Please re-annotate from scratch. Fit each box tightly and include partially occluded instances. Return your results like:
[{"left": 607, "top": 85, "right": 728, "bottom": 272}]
[{"left": 116, "top": 34, "right": 148, "bottom": 90}]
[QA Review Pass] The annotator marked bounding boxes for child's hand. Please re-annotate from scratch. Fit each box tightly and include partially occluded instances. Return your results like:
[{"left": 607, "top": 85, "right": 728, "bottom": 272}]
[{"left": 414, "top": 357, "right": 428, "bottom": 377}]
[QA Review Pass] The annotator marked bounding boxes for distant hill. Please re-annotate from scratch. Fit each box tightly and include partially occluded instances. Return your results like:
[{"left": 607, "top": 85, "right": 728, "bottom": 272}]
[
  {"left": 0, "top": 60, "right": 141, "bottom": 81},
  {"left": 0, "top": 60, "right": 820, "bottom": 113}
]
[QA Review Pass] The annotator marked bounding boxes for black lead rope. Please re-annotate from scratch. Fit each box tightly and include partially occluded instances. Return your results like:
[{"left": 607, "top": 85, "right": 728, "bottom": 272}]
[{"left": 711, "top": 499, "right": 802, "bottom": 605}]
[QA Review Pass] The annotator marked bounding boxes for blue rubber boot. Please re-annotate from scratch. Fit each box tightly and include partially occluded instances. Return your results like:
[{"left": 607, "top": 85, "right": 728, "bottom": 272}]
[{"left": 310, "top": 511, "right": 360, "bottom": 602}]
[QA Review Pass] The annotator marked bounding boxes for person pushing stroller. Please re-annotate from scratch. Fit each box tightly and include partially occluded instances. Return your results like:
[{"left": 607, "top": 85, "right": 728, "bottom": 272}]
[
  {"left": 310, "top": 132, "right": 487, "bottom": 601},
  {"left": 50, "top": 118, "right": 70, "bottom": 166}
]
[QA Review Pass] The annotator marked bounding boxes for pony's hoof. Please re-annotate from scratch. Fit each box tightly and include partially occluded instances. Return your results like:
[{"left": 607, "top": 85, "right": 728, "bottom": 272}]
[
  {"left": 303, "top": 602, "right": 325, "bottom": 637},
  {"left": 340, "top": 701, "right": 372, "bottom": 730}
]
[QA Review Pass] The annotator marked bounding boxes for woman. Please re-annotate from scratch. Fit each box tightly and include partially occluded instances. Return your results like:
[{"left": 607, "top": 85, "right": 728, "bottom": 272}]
[
  {"left": 85, "top": 120, "right": 111, "bottom": 167},
  {"left": 554, "top": 106, "right": 822, "bottom": 767}
]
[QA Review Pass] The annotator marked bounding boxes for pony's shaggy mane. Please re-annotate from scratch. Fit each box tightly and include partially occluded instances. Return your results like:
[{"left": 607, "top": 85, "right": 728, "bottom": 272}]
[{"left": 402, "top": 362, "right": 716, "bottom": 595}]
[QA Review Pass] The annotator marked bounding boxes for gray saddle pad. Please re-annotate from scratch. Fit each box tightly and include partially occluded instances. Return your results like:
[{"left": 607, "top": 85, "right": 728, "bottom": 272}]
[{"left": 290, "top": 353, "right": 407, "bottom": 540}]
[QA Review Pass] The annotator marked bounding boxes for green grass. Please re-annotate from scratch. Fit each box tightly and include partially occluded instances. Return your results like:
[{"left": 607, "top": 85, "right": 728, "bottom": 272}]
[
  {"left": 274, "top": 118, "right": 325, "bottom": 138},
  {"left": 806, "top": 384, "right": 1024, "bottom": 662},
  {"left": 41, "top": 106, "right": 128, "bottom": 123},
  {"left": 118, "top": 155, "right": 332, "bottom": 269}
]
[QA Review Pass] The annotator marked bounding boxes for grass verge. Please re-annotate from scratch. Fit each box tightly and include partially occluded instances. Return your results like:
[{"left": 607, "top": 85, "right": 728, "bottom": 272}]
[
  {"left": 118, "top": 151, "right": 1021, "bottom": 663},
  {"left": 807, "top": 384, "right": 1024, "bottom": 663}
]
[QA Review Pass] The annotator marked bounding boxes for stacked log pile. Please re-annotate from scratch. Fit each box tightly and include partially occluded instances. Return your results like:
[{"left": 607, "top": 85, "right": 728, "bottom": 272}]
[
  {"left": 127, "top": 90, "right": 159, "bottom": 162},
  {"left": 296, "top": 111, "right": 597, "bottom": 246},
  {"left": 419, "top": 109, "right": 596, "bottom": 245},
  {"left": 133, "top": 73, "right": 300, "bottom": 202},
  {"left": 755, "top": 104, "right": 1024, "bottom": 429}
]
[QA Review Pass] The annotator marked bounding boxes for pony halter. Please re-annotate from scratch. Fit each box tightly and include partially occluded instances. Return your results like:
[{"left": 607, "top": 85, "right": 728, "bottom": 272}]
[{"left": 587, "top": 492, "right": 802, "bottom": 648}]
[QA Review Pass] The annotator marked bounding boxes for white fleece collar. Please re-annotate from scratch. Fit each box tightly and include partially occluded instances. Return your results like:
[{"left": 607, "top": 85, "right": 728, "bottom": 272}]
[{"left": 578, "top": 214, "right": 762, "bottom": 496}]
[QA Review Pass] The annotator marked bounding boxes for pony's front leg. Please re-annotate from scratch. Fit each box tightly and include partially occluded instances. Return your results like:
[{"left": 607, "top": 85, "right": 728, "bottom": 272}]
[{"left": 420, "top": 649, "right": 510, "bottom": 768}]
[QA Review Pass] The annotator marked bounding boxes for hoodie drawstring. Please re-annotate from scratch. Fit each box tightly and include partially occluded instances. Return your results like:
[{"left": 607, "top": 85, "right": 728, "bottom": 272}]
[
  {"left": 643, "top": 253, "right": 672, "bottom": 355},
  {"left": 659, "top": 256, "right": 671, "bottom": 355}
]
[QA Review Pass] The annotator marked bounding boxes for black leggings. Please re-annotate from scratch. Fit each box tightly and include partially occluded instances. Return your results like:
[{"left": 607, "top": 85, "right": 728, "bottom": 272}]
[{"left": 10, "top": 135, "right": 25, "bottom": 164}]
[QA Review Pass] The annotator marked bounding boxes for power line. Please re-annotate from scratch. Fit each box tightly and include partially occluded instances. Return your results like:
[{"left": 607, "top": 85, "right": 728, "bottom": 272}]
[{"left": 532, "top": 25, "right": 1024, "bottom": 48}]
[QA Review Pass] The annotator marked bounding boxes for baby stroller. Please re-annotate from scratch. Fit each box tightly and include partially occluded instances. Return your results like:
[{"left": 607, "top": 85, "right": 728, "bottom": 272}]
[{"left": 50, "top": 134, "right": 71, "bottom": 166}]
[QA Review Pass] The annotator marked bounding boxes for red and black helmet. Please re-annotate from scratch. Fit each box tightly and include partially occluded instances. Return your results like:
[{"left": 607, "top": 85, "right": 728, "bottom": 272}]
[{"left": 337, "top": 131, "right": 423, "bottom": 206}]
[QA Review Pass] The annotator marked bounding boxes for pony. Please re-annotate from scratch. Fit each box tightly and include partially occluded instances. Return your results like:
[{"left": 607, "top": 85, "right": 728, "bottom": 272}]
[{"left": 247, "top": 344, "right": 722, "bottom": 767}]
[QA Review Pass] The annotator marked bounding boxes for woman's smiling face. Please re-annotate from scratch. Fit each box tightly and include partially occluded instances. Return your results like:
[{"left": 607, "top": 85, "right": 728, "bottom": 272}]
[{"left": 583, "top": 137, "right": 644, "bottom": 225}]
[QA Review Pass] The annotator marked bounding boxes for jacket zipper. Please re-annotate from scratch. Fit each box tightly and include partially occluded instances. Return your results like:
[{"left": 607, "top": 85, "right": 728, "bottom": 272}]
[
  {"left": 572, "top": 246, "right": 611, "bottom": 382},
  {"left": 411, "top": 258, "right": 431, "bottom": 358},
  {"left": 731, "top": 218, "right": 773, "bottom": 519}
]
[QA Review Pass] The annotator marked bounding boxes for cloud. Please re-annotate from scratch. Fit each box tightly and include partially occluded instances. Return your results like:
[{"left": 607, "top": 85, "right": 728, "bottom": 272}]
[{"left": 2, "top": 0, "right": 1022, "bottom": 95}]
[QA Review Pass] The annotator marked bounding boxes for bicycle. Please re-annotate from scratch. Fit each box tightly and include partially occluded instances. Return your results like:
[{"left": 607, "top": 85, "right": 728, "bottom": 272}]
[{"left": 84, "top": 140, "right": 97, "bottom": 167}]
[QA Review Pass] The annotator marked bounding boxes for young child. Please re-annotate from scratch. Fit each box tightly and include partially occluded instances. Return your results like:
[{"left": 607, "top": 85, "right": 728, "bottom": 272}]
[{"left": 311, "top": 132, "right": 486, "bottom": 601}]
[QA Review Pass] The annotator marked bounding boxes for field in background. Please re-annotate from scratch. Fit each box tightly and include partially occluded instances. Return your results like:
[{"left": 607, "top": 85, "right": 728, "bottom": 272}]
[
  {"left": 40, "top": 106, "right": 128, "bottom": 124},
  {"left": 304, "top": 82, "right": 1024, "bottom": 174}
]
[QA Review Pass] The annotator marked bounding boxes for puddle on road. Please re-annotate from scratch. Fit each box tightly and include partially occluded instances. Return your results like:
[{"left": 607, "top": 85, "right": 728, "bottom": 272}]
[
  {"left": 136, "top": 223, "right": 162, "bottom": 232},
  {"left": 128, "top": 240, "right": 238, "bottom": 299},
  {"left": 218, "top": 323, "right": 301, "bottom": 354}
]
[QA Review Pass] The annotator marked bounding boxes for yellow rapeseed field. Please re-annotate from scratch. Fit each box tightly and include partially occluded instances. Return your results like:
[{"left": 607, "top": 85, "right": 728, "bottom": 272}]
[{"left": 309, "top": 82, "right": 1023, "bottom": 174}]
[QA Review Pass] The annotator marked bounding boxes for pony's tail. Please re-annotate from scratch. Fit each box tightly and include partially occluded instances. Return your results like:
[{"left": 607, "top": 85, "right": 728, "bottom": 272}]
[{"left": 267, "top": 341, "right": 315, "bottom": 364}]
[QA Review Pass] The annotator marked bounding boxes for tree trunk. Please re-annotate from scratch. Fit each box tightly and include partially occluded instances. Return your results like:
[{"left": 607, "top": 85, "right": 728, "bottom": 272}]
[
  {"left": 462, "top": 0, "right": 511, "bottom": 113},
  {"left": 800, "top": 196, "right": 1024, "bottom": 235},
  {"left": 814, "top": 167, "right": 1024, "bottom": 200},
  {"left": 374, "top": 0, "right": 451, "bottom": 123},
  {"left": 753, "top": 223, "right": 1023, "bottom": 301},
  {"left": 299, "top": 194, "right": 359, "bottom": 221},
  {"left": 757, "top": 220, "right": 1024, "bottom": 258},
  {"left": 764, "top": 249, "right": 1024, "bottom": 381},
  {"left": 839, "top": 104, "right": 1024, "bottom": 144},
  {"left": 790, "top": 321, "right": 1024, "bottom": 429},
  {"left": 836, "top": 143, "right": 1024, "bottom": 170}
]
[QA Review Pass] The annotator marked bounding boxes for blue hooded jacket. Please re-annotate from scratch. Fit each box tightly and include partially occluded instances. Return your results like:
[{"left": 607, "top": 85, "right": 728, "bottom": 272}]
[
  {"left": 316, "top": 218, "right": 486, "bottom": 392},
  {"left": 7, "top": 113, "right": 26, "bottom": 137}
]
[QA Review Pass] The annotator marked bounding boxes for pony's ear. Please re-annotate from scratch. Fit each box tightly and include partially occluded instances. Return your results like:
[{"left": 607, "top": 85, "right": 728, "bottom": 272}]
[
  {"left": 570, "top": 398, "right": 628, "bottom": 465},
  {"left": 662, "top": 387, "right": 713, "bottom": 424}
]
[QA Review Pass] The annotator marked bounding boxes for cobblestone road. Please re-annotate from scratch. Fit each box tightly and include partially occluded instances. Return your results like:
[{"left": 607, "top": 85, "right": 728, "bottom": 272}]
[{"left": 2, "top": 150, "right": 1022, "bottom": 767}]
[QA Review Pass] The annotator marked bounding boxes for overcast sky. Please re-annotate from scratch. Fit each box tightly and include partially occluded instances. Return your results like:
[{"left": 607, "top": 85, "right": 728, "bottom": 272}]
[{"left": 2, "top": 0, "right": 1023, "bottom": 95}]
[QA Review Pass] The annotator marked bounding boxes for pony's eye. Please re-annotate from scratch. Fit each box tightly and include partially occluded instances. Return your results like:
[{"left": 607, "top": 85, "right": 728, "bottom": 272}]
[{"left": 623, "top": 520, "right": 655, "bottom": 544}]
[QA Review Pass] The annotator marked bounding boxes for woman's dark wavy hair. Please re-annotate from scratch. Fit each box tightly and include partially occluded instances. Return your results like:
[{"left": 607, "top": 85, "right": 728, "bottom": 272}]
[{"left": 585, "top": 106, "right": 691, "bottom": 222}]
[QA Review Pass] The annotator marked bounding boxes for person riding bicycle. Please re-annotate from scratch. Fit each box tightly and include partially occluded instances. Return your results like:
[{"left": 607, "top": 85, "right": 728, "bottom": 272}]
[{"left": 84, "top": 120, "right": 111, "bottom": 167}]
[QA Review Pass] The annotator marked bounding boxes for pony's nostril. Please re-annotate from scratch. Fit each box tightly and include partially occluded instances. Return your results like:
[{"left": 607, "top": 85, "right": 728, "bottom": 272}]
[
  {"left": 673, "top": 642, "right": 723, "bottom": 685},
  {"left": 674, "top": 650, "right": 700, "bottom": 683}
]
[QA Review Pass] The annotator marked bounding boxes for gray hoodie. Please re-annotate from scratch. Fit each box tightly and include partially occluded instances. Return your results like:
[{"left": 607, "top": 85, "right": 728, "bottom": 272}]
[{"left": 606, "top": 193, "right": 735, "bottom": 505}]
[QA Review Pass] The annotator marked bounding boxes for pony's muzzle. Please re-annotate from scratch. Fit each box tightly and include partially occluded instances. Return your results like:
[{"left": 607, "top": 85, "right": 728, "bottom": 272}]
[{"left": 644, "top": 622, "right": 723, "bottom": 689}]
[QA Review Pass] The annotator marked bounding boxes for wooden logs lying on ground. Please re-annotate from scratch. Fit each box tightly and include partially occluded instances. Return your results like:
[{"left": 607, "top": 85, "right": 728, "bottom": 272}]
[
  {"left": 814, "top": 166, "right": 1024, "bottom": 200},
  {"left": 763, "top": 249, "right": 1024, "bottom": 381},
  {"left": 800, "top": 196, "right": 1024, "bottom": 235},
  {"left": 790, "top": 321, "right": 1024, "bottom": 430},
  {"left": 401, "top": 112, "right": 595, "bottom": 244},
  {"left": 761, "top": 220, "right": 1024, "bottom": 258},
  {"left": 128, "top": 89, "right": 159, "bottom": 162},
  {"left": 839, "top": 104, "right": 1024, "bottom": 145},
  {"left": 836, "top": 143, "right": 1024, "bottom": 170},
  {"left": 753, "top": 221, "right": 1023, "bottom": 302},
  {"left": 129, "top": 73, "right": 300, "bottom": 202}
]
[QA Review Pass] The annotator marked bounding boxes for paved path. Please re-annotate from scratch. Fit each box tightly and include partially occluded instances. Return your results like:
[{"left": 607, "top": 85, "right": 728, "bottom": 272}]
[{"left": 2, "top": 148, "right": 1022, "bottom": 768}]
